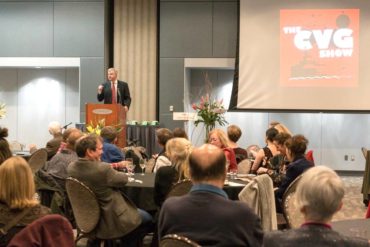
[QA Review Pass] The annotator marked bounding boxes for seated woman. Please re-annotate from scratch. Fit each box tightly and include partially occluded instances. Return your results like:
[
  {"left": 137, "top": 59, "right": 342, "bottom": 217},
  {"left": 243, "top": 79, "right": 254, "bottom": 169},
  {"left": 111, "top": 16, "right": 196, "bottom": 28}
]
[
  {"left": 153, "top": 128, "right": 174, "bottom": 172},
  {"left": 0, "top": 157, "right": 50, "bottom": 246},
  {"left": 275, "top": 134, "right": 313, "bottom": 213},
  {"left": 264, "top": 166, "right": 369, "bottom": 246},
  {"left": 154, "top": 138, "right": 192, "bottom": 207},
  {"left": 0, "top": 127, "right": 12, "bottom": 164},
  {"left": 251, "top": 127, "right": 279, "bottom": 174},
  {"left": 227, "top": 125, "right": 248, "bottom": 164},
  {"left": 208, "top": 129, "right": 237, "bottom": 172}
]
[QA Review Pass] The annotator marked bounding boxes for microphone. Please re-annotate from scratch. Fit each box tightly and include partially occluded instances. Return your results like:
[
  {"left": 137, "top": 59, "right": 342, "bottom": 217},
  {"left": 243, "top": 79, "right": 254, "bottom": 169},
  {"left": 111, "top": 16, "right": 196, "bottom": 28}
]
[{"left": 62, "top": 122, "right": 73, "bottom": 129}]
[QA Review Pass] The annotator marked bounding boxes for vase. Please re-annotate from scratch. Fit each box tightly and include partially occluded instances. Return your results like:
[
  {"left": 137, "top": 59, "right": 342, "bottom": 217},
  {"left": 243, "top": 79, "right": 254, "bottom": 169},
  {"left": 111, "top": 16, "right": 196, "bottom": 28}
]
[{"left": 204, "top": 124, "right": 215, "bottom": 143}]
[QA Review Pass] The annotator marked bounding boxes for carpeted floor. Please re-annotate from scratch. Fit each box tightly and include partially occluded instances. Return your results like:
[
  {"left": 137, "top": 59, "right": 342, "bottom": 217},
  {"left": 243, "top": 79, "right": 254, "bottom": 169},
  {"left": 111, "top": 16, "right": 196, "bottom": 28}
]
[{"left": 332, "top": 175, "right": 367, "bottom": 221}]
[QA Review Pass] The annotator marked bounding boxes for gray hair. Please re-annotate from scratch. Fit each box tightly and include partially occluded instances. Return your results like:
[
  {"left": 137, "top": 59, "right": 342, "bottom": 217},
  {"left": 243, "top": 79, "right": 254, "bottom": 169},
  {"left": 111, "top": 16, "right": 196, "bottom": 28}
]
[
  {"left": 296, "top": 166, "right": 344, "bottom": 222},
  {"left": 48, "top": 121, "right": 62, "bottom": 135}
]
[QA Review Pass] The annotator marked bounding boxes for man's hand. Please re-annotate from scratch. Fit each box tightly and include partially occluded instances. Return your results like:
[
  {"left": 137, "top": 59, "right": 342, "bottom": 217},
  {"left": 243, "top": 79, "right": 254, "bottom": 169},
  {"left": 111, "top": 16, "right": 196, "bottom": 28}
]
[
  {"left": 124, "top": 106, "right": 129, "bottom": 112},
  {"left": 97, "top": 85, "right": 103, "bottom": 94}
]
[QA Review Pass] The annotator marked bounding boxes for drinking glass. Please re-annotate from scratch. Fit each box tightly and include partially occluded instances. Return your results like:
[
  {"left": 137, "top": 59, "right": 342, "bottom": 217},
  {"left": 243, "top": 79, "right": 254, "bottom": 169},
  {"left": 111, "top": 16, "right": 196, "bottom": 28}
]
[
  {"left": 126, "top": 158, "right": 134, "bottom": 176},
  {"left": 139, "top": 159, "right": 146, "bottom": 175}
]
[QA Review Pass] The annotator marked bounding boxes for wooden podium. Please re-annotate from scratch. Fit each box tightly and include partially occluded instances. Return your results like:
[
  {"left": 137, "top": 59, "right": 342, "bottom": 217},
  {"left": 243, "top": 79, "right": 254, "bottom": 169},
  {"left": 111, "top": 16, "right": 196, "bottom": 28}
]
[{"left": 86, "top": 103, "right": 126, "bottom": 148}]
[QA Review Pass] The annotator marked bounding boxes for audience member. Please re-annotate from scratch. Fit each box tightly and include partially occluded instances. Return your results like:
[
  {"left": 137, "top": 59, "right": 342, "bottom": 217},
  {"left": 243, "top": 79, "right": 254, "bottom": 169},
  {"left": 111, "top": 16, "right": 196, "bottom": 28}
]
[
  {"left": 172, "top": 127, "right": 188, "bottom": 139},
  {"left": 100, "top": 126, "right": 125, "bottom": 163},
  {"left": 158, "top": 144, "right": 263, "bottom": 246},
  {"left": 275, "top": 134, "right": 312, "bottom": 213},
  {"left": 30, "top": 121, "right": 63, "bottom": 160},
  {"left": 227, "top": 124, "right": 249, "bottom": 163},
  {"left": 154, "top": 138, "right": 192, "bottom": 207},
  {"left": 269, "top": 121, "right": 292, "bottom": 135},
  {"left": 208, "top": 128, "right": 237, "bottom": 172},
  {"left": 264, "top": 166, "right": 369, "bottom": 247},
  {"left": 366, "top": 202, "right": 370, "bottom": 219},
  {"left": 251, "top": 127, "right": 279, "bottom": 174},
  {"left": 67, "top": 134, "right": 153, "bottom": 247},
  {"left": 46, "top": 129, "right": 83, "bottom": 183},
  {"left": 267, "top": 132, "right": 292, "bottom": 186},
  {"left": 153, "top": 128, "right": 173, "bottom": 172},
  {"left": 0, "top": 157, "right": 50, "bottom": 246},
  {"left": 56, "top": 127, "right": 79, "bottom": 153},
  {"left": 0, "top": 127, "right": 12, "bottom": 164}
]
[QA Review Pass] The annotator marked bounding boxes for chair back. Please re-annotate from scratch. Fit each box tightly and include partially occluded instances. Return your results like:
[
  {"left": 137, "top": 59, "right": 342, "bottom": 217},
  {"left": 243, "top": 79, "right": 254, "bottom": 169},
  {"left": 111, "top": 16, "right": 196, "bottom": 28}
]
[
  {"left": 237, "top": 159, "right": 252, "bottom": 174},
  {"left": 7, "top": 215, "right": 74, "bottom": 247},
  {"left": 145, "top": 158, "right": 155, "bottom": 173},
  {"left": 238, "top": 174, "right": 277, "bottom": 231},
  {"left": 28, "top": 148, "right": 48, "bottom": 173},
  {"left": 361, "top": 147, "right": 368, "bottom": 159},
  {"left": 160, "top": 234, "right": 200, "bottom": 247},
  {"left": 65, "top": 177, "right": 100, "bottom": 236},
  {"left": 166, "top": 179, "right": 193, "bottom": 199},
  {"left": 282, "top": 174, "right": 304, "bottom": 228}
]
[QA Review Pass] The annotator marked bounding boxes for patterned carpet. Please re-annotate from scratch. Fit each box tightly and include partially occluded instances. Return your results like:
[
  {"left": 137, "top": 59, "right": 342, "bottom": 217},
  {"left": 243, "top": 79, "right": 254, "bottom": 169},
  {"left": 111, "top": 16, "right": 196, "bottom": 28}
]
[{"left": 332, "top": 175, "right": 367, "bottom": 221}]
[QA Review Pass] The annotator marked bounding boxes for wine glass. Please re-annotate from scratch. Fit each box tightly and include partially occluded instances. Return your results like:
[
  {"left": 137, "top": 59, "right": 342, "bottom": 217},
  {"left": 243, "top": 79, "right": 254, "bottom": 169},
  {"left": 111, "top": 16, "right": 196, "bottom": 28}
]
[
  {"left": 139, "top": 159, "right": 146, "bottom": 175},
  {"left": 126, "top": 158, "right": 134, "bottom": 176}
]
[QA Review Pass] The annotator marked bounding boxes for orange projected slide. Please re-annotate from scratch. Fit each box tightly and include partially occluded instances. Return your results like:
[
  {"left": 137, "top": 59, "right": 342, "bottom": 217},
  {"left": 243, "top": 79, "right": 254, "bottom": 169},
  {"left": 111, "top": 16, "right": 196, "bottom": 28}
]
[{"left": 280, "top": 9, "right": 359, "bottom": 87}]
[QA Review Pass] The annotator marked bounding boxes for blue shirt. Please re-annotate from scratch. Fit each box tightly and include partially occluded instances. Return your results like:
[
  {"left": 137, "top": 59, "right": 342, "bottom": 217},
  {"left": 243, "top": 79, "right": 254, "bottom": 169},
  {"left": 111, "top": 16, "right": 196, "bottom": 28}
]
[
  {"left": 101, "top": 141, "right": 124, "bottom": 163},
  {"left": 190, "top": 183, "right": 228, "bottom": 199}
]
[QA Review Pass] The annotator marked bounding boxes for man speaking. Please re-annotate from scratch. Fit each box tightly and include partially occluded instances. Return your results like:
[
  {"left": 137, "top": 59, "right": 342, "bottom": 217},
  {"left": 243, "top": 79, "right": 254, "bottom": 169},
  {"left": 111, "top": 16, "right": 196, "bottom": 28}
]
[{"left": 97, "top": 68, "right": 131, "bottom": 112}]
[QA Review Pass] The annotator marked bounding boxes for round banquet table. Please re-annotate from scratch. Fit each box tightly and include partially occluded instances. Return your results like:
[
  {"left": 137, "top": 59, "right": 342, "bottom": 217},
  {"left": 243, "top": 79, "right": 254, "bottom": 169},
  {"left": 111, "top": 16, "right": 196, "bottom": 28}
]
[{"left": 121, "top": 173, "right": 250, "bottom": 212}]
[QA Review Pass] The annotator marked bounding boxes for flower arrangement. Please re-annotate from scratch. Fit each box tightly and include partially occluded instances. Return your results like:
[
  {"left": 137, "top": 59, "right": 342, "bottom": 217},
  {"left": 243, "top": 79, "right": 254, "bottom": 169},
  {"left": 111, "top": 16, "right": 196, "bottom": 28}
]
[
  {"left": 192, "top": 94, "right": 228, "bottom": 140},
  {"left": 85, "top": 118, "right": 123, "bottom": 136},
  {"left": 0, "top": 103, "right": 6, "bottom": 119}
]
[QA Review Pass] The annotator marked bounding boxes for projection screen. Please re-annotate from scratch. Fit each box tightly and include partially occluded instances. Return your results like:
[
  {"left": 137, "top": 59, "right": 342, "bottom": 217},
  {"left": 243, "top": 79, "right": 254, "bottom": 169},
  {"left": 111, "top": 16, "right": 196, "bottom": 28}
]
[{"left": 232, "top": 0, "right": 370, "bottom": 111}]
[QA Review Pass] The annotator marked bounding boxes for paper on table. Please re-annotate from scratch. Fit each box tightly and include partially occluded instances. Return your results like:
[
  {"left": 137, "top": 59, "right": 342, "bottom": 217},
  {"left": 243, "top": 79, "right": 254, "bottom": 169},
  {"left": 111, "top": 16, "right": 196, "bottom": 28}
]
[
  {"left": 134, "top": 179, "right": 143, "bottom": 184},
  {"left": 227, "top": 181, "right": 246, "bottom": 187}
]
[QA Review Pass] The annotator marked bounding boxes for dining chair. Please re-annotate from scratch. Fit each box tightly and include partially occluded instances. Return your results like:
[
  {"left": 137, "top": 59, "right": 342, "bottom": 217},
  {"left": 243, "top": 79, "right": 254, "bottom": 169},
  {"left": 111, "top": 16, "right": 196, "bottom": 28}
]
[
  {"left": 65, "top": 177, "right": 100, "bottom": 244},
  {"left": 237, "top": 159, "right": 252, "bottom": 174},
  {"left": 238, "top": 174, "right": 277, "bottom": 231},
  {"left": 166, "top": 179, "right": 193, "bottom": 199},
  {"left": 282, "top": 174, "right": 304, "bottom": 229},
  {"left": 362, "top": 150, "right": 370, "bottom": 206},
  {"left": 160, "top": 234, "right": 200, "bottom": 247},
  {"left": 7, "top": 215, "right": 74, "bottom": 247},
  {"left": 145, "top": 158, "right": 155, "bottom": 173},
  {"left": 361, "top": 147, "right": 367, "bottom": 159},
  {"left": 27, "top": 148, "right": 48, "bottom": 173}
]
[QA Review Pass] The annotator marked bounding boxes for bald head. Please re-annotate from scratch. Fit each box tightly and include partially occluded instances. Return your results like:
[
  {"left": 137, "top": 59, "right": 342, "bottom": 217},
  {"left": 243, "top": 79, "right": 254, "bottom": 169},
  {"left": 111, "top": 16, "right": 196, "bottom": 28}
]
[{"left": 189, "top": 144, "right": 226, "bottom": 183}]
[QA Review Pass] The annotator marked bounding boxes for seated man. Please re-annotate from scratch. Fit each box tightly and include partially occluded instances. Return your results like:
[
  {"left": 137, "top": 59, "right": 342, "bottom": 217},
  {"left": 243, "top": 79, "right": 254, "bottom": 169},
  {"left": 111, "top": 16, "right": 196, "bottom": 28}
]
[
  {"left": 264, "top": 166, "right": 370, "bottom": 247},
  {"left": 158, "top": 144, "right": 263, "bottom": 246},
  {"left": 67, "top": 134, "right": 153, "bottom": 246},
  {"left": 30, "top": 121, "right": 63, "bottom": 160},
  {"left": 100, "top": 126, "right": 125, "bottom": 163}
]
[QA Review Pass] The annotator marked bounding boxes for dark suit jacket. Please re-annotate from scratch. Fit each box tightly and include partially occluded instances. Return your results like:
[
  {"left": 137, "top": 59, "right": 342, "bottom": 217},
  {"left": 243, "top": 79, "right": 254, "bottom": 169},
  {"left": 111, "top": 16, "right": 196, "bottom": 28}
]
[
  {"left": 158, "top": 189, "right": 264, "bottom": 247},
  {"left": 67, "top": 158, "right": 141, "bottom": 239},
  {"left": 45, "top": 134, "right": 63, "bottom": 160},
  {"left": 263, "top": 224, "right": 369, "bottom": 247},
  {"left": 97, "top": 80, "right": 131, "bottom": 108}
]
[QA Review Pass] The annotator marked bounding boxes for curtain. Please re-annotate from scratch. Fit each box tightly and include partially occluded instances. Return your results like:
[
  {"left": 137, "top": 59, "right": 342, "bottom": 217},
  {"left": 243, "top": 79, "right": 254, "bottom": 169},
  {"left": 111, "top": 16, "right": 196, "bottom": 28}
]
[{"left": 114, "top": 0, "right": 157, "bottom": 122}]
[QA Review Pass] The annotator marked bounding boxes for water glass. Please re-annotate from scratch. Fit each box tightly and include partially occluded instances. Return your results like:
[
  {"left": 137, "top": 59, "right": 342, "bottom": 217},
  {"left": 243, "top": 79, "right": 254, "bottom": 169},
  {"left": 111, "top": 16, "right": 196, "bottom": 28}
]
[
  {"left": 126, "top": 158, "right": 134, "bottom": 175},
  {"left": 139, "top": 159, "right": 146, "bottom": 175}
]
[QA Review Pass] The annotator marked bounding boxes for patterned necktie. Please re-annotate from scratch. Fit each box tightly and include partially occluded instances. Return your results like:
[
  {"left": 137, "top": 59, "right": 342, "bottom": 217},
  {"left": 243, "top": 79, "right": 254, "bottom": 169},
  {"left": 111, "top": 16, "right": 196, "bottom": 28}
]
[{"left": 111, "top": 82, "right": 116, "bottom": 104}]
